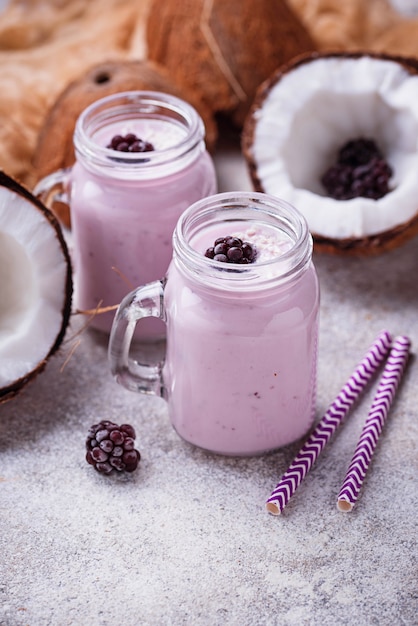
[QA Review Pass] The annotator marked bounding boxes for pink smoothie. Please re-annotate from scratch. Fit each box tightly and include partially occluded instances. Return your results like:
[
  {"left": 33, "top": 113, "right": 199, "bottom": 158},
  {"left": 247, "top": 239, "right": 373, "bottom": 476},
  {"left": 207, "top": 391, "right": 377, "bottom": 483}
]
[
  {"left": 162, "top": 221, "right": 320, "bottom": 456},
  {"left": 70, "top": 117, "right": 217, "bottom": 336}
]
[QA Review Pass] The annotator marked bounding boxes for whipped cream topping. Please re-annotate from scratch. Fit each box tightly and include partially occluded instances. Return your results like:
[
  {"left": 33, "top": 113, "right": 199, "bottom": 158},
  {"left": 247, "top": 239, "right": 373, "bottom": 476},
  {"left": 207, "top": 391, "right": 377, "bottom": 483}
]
[{"left": 233, "top": 226, "right": 292, "bottom": 261}]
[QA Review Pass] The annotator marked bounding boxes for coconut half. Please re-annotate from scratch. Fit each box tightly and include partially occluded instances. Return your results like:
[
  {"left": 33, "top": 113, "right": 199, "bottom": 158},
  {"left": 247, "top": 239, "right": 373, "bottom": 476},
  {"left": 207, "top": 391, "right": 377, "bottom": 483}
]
[
  {"left": 0, "top": 171, "right": 72, "bottom": 402},
  {"left": 242, "top": 52, "right": 418, "bottom": 255}
]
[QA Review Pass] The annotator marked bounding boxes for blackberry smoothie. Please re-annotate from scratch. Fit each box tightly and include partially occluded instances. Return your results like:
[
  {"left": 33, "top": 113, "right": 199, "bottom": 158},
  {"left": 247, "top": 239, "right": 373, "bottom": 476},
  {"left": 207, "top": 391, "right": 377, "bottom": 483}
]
[
  {"left": 163, "top": 221, "right": 319, "bottom": 455},
  {"left": 36, "top": 92, "right": 217, "bottom": 337},
  {"left": 109, "top": 192, "right": 320, "bottom": 456}
]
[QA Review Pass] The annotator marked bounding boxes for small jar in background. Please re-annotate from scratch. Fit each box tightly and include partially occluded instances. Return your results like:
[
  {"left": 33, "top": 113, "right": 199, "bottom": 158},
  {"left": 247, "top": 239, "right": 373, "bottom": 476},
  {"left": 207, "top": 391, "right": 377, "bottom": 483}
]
[{"left": 35, "top": 91, "right": 217, "bottom": 338}]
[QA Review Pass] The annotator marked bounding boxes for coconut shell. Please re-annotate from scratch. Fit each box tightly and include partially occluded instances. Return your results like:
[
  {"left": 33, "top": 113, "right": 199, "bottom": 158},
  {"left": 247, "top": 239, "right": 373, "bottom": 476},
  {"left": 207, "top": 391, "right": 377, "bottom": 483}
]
[
  {"left": 242, "top": 51, "right": 418, "bottom": 256},
  {"left": 32, "top": 59, "right": 218, "bottom": 227},
  {"left": 312, "top": 212, "right": 418, "bottom": 257},
  {"left": 0, "top": 170, "right": 73, "bottom": 403},
  {"left": 146, "top": 0, "right": 316, "bottom": 127}
]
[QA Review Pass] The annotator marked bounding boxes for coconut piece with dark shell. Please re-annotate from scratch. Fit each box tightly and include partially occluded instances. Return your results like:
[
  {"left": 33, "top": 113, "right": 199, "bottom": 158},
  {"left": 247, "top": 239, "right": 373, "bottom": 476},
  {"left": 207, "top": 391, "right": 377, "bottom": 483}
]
[
  {"left": 32, "top": 59, "right": 218, "bottom": 227},
  {"left": 242, "top": 51, "right": 418, "bottom": 256},
  {"left": 146, "top": 0, "right": 316, "bottom": 127},
  {"left": 0, "top": 171, "right": 72, "bottom": 402}
]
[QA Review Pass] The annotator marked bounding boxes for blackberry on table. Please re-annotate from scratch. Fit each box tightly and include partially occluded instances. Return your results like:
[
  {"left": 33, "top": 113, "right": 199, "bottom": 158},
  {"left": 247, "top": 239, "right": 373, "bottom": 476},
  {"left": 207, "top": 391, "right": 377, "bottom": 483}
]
[
  {"left": 205, "top": 236, "right": 257, "bottom": 264},
  {"left": 86, "top": 420, "right": 141, "bottom": 475},
  {"left": 107, "top": 133, "right": 154, "bottom": 153},
  {"left": 321, "top": 138, "right": 393, "bottom": 200}
]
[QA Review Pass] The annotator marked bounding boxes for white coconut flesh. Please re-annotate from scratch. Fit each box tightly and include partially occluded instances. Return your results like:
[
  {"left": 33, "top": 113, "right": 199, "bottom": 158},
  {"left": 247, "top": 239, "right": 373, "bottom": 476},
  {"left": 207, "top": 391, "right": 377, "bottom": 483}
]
[
  {"left": 249, "top": 56, "right": 418, "bottom": 239},
  {"left": 0, "top": 179, "right": 72, "bottom": 398}
]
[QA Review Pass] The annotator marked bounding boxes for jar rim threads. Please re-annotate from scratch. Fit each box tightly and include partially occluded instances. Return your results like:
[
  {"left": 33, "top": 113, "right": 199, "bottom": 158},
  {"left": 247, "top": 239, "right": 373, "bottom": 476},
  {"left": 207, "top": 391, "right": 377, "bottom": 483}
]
[
  {"left": 74, "top": 90, "right": 205, "bottom": 178},
  {"left": 173, "top": 191, "right": 313, "bottom": 292}
]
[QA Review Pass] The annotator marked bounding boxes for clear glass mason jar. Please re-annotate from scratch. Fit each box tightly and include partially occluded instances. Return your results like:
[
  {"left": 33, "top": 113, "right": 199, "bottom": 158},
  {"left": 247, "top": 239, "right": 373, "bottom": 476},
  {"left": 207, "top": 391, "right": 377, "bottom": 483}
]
[
  {"left": 109, "top": 191, "right": 320, "bottom": 456},
  {"left": 35, "top": 91, "right": 217, "bottom": 338}
]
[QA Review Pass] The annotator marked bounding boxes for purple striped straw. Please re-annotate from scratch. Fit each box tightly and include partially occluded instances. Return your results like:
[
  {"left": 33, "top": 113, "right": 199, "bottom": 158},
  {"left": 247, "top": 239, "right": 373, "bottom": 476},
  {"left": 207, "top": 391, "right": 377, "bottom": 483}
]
[
  {"left": 266, "top": 330, "right": 392, "bottom": 515},
  {"left": 337, "top": 335, "right": 411, "bottom": 512}
]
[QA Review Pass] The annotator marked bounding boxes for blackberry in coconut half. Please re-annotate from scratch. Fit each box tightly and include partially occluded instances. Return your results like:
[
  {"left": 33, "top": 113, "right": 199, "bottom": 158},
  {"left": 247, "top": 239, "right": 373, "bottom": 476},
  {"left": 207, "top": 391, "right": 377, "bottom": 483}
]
[
  {"left": 0, "top": 171, "right": 72, "bottom": 402},
  {"left": 242, "top": 52, "right": 418, "bottom": 256}
]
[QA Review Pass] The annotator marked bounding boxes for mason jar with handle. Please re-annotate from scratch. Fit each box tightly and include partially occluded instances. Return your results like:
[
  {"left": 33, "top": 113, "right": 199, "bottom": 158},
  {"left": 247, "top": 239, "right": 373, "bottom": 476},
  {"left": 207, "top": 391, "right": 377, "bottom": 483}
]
[
  {"left": 109, "top": 191, "right": 320, "bottom": 456},
  {"left": 34, "top": 90, "right": 217, "bottom": 339}
]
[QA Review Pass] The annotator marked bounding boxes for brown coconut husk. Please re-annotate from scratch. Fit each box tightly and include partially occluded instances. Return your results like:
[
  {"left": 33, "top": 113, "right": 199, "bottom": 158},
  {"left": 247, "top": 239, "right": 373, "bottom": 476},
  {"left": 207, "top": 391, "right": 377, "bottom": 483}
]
[
  {"left": 0, "top": 0, "right": 151, "bottom": 189},
  {"left": 286, "top": 0, "right": 400, "bottom": 52},
  {"left": 371, "top": 17, "right": 418, "bottom": 59},
  {"left": 242, "top": 51, "right": 418, "bottom": 256},
  {"left": 146, "top": 0, "right": 316, "bottom": 127},
  {"left": 33, "top": 59, "right": 218, "bottom": 227}
]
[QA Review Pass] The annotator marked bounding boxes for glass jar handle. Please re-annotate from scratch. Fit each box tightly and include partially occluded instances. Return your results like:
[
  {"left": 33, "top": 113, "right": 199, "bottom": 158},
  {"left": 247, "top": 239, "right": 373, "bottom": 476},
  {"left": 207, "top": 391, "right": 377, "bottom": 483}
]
[
  {"left": 33, "top": 167, "right": 72, "bottom": 207},
  {"left": 108, "top": 280, "right": 166, "bottom": 396}
]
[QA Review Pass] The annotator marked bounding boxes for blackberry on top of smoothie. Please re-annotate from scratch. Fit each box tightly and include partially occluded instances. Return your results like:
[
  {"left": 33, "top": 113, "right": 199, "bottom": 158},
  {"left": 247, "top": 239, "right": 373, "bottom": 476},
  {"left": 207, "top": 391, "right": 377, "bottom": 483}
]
[{"left": 203, "top": 226, "right": 293, "bottom": 265}]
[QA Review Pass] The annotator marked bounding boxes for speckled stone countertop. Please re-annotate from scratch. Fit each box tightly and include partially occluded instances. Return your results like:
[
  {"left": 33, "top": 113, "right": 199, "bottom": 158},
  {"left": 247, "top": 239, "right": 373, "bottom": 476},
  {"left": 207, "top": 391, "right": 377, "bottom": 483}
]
[{"left": 1, "top": 134, "right": 417, "bottom": 626}]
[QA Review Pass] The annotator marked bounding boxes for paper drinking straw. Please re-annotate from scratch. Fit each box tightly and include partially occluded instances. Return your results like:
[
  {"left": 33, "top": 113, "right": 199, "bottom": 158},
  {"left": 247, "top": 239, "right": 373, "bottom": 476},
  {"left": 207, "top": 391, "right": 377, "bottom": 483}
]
[
  {"left": 266, "top": 330, "right": 392, "bottom": 516},
  {"left": 337, "top": 335, "right": 411, "bottom": 512}
]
